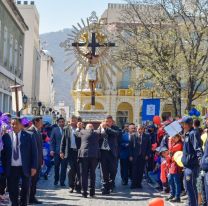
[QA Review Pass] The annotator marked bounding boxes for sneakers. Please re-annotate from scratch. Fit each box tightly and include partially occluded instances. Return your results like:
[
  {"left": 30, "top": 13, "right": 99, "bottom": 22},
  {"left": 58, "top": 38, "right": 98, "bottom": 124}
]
[
  {"left": 165, "top": 195, "right": 174, "bottom": 201},
  {"left": 170, "top": 197, "right": 181, "bottom": 203}
]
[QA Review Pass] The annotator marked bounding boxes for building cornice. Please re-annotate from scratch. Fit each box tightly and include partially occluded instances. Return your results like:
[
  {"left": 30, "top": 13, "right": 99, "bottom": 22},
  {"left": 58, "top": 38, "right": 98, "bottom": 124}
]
[{"left": 6, "top": 0, "right": 28, "bottom": 31}]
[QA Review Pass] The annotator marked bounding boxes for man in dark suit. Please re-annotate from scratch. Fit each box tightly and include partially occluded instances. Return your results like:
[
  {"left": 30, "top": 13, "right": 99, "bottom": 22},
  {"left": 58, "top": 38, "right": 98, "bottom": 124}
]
[
  {"left": 99, "top": 115, "right": 119, "bottom": 195},
  {"left": 60, "top": 115, "right": 81, "bottom": 193},
  {"left": 76, "top": 123, "right": 101, "bottom": 198},
  {"left": 119, "top": 123, "right": 136, "bottom": 185},
  {"left": 27, "top": 116, "right": 43, "bottom": 204},
  {"left": 129, "top": 124, "right": 151, "bottom": 189},
  {"left": 50, "top": 117, "right": 67, "bottom": 186},
  {"left": 1, "top": 118, "right": 38, "bottom": 206}
]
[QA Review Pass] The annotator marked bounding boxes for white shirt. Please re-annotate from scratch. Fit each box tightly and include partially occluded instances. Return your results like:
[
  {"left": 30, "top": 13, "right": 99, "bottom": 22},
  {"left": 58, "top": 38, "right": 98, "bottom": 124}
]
[
  {"left": 70, "top": 128, "right": 77, "bottom": 149},
  {"left": 101, "top": 128, "right": 110, "bottom": 150},
  {"left": 59, "top": 126, "right": 63, "bottom": 136},
  {"left": 11, "top": 131, "right": 22, "bottom": 166}
]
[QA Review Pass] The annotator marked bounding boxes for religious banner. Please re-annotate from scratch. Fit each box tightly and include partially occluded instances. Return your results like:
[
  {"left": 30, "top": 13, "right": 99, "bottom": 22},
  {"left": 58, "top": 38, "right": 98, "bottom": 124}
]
[
  {"left": 10, "top": 85, "right": 23, "bottom": 114},
  {"left": 142, "top": 99, "right": 160, "bottom": 121}
]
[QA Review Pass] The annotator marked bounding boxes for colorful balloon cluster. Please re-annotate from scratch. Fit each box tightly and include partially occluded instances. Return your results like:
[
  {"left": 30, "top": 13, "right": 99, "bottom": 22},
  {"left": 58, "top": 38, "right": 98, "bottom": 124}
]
[{"left": 189, "top": 108, "right": 201, "bottom": 117}]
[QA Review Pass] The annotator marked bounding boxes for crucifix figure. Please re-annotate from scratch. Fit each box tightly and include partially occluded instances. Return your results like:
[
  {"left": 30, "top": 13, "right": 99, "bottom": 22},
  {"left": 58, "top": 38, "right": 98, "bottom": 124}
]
[{"left": 72, "top": 31, "right": 115, "bottom": 108}]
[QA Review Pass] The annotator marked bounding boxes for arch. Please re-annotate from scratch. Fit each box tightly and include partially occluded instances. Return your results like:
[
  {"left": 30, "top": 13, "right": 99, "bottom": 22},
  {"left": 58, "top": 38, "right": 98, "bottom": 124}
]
[
  {"left": 116, "top": 102, "right": 133, "bottom": 127},
  {"left": 83, "top": 102, "right": 104, "bottom": 110}
]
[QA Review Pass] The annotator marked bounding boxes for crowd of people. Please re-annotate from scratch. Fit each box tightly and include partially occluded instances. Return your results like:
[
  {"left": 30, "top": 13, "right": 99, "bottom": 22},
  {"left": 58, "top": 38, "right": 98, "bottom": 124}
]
[{"left": 1, "top": 112, "right": 208, "bottom": 206}]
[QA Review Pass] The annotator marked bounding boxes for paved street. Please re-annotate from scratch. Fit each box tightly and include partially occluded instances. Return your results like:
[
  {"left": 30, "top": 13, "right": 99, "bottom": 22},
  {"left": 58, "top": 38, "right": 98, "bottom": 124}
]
[{"left": 35, "top": 168, "right": 185, "bottom": 206}]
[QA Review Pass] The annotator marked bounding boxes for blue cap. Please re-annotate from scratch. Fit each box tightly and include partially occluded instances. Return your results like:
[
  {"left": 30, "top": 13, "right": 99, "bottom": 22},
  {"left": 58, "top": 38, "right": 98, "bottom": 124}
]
[
  {"left": 155, "top": 147, "right": 161, "bottom": 152},
  {"left": 180, "top": 116, "right": 193, "bottom": 124},
  {"left": 159, "top": 146, "right": 168, "bottom": 154}
]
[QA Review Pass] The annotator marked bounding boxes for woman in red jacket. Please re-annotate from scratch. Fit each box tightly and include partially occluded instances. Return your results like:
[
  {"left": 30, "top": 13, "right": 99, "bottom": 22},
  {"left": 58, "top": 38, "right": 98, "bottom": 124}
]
[{"left": 166, "top": 134, "right": 183, "bottom": 203}]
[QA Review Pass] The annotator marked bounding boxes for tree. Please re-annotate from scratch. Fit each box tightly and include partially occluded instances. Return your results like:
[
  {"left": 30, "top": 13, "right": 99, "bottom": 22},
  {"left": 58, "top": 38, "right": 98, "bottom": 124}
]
[{"left": 116, "top": 0, "right": 208, "bottom": 116}]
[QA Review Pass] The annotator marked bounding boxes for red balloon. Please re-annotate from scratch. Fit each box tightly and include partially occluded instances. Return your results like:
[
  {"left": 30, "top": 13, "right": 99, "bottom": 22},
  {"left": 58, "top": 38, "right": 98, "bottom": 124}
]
[
  {"left": 153, "top": 116, "right": 161, "bottom": 125},
  {"left": 149, "top": 198, "right": 164, "bottom": 206}
]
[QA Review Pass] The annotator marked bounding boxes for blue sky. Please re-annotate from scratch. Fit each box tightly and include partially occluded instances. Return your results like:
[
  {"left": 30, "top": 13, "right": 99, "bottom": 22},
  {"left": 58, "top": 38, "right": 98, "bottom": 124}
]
[{"left": 34, "top": 0, "right": 125, "bottom": 34}]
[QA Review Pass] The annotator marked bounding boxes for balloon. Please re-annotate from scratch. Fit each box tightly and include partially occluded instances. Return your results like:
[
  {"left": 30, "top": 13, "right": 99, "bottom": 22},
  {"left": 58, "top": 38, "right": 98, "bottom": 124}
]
[
  {"left": 189, "top": 110, "right": 194, "bottom": 116},
  {"left": 153, "top": 116, "right": 161, "bottom": 125},
  {"left": 173, "top": 151, "right": 183, "bottom": 167},
  {"left": 195, "top": 111, "right": 201, "bottom": 117},
  {"left": 149, "top": 198, "right": 164, "bottom": 206}
]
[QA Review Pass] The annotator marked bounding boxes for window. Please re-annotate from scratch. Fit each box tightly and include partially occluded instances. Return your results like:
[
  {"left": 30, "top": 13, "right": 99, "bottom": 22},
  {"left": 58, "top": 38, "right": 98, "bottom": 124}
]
[
  {"left": 14, "top": 40, "right": 18, "bottom": 73},
  {"left": 3, "top": 26, "right": 8, "bottom": 65},
  {"left": 9, "top": 34, "right": 13, "bottom": 70},
  {"left": 18, "top": 45, "right": 23, "bottom": 78}
]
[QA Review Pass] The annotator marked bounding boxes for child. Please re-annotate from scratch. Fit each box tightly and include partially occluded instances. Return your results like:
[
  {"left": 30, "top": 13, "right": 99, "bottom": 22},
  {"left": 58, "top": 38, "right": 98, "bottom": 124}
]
[
  {"left": 166, "top": 134, "right": 183, "bottom": 203},
  {"left": 148, "top": 147, "right": 162, "bottom": 189},
  {"left": 159, "top": 146, "right": 169, "bottom": 194},
  {"left": 42, "top": 133, "right": 52, "bottom": 180}
]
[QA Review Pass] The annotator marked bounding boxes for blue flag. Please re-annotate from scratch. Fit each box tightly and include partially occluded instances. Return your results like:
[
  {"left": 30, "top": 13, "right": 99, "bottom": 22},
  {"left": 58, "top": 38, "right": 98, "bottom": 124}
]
[{"left": 142, "top": 99, "right": 160, "bottom": 121}]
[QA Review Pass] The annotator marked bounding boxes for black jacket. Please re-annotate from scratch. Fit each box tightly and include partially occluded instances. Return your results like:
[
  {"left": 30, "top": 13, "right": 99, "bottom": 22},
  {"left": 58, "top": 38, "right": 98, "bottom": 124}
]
[
  {"left": 182, "top": 128, "right": 203, "bottom": 169},
  {"left": 27, "top": 126, "right": 43, "bottom": 168},
  {"left": 60, "top": 126, "right": 81, "bottom": 158},
  {"left": 76, "top": 129, "right": 101, "bottom": 158},
  {"left": 1, "top": 131, "right": 38, "bottom": 177},
  {"left": 99, "top": 127, "right": 119, "bottom": 157},
  {"left": 129, "top": 133, "right": 151, "bottom": 158}
]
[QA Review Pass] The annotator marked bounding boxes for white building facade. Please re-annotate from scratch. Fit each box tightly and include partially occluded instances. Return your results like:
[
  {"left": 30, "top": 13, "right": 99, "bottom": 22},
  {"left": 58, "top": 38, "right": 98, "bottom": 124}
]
[
  {"left": 39, "top": 50, "right": 55, "bottom": 108},
  {"left": 0, "top": 0, "right": 28, "bottom": 113},
  {"left": 16, "top": 1, "right": 41, "bottom": 112}
]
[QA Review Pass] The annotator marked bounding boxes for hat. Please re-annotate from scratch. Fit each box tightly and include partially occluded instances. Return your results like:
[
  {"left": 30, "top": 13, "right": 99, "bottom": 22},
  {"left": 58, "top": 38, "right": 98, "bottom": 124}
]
[
  {"left": 155, "top": 147, "right": 161, "bottom": 153},
  {"left": 159, "top": 146, "right": 168, "bottom": 154},
  {"left": 180, "top": 116, "right": 193, "bottom": 124}
]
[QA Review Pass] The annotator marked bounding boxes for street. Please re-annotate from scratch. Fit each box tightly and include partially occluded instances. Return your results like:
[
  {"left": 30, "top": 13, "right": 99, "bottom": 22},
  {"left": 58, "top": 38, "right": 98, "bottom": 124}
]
[{"left": 35, "top": 168, "right": 185, "bottom": 206}]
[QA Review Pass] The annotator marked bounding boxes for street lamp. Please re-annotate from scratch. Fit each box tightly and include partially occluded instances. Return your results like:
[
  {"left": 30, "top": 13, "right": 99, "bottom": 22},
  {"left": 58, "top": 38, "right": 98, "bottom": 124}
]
[
  {"left": 37, "top": 101, "right": 42, "bottom": 115},
  {"left": 49, "top": 108, "right": 52, "bottom": 115},
  {"left": 42, "top": 105, "right": 46, "bottom": 115}
]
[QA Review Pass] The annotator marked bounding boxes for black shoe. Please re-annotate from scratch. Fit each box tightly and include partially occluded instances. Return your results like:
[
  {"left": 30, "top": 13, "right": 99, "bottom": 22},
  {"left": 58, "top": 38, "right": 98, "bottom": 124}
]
[
  {"left": 165, "top": 195, "right": 174, "bottom": 201},
  {"left": 170, "top": 197, "right": 181, "bottom": 203},
  {"left": 69, "top": 188, "right": 74, "bottom": 193},
  {"left": 102, "top": 189, "right": 110, "bottom": 195},
  {"left": 90, "top": 189, "right": 95, "bottom": 197},
  {"left": 29, "top": 198, "right": 42, "bottom": 204},
  {"left": 60, "top": 183, "right": 66, "bottom": 187},
  {"left": 82, "top": 192, "right": 88, "bottom": 198},
  {"left": 54, "top": 181, "right": 58, "bottom": 186}
]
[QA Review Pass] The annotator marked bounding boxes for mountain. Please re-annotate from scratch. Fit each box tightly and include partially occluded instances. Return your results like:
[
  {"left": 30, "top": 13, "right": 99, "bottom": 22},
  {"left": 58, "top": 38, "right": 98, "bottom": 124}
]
[{"left": 40, "top": 28, "right": 75, "bottom": 108}]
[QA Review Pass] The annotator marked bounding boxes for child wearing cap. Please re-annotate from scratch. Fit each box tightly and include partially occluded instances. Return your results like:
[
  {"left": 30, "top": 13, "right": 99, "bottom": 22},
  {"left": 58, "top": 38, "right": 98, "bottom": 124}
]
[
  {"left": 148, "top": 147, "right": 162, "bottom": 189},
  {"left": 166, "top": 134, "right": 183, "bottom": 203}
]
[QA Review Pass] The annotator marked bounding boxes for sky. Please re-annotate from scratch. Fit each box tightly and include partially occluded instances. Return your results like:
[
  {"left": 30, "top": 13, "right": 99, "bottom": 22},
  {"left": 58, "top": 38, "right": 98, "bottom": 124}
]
[{"left": 34, "top": 0, "right": 125, "bottom": 34}]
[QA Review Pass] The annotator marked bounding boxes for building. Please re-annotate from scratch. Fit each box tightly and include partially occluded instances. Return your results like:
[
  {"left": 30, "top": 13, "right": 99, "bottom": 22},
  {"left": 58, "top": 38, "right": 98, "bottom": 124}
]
[
  {"left": 72, "top": 2, "right": 206, "bottom": 127},
  {"left": 53, "top": 101, "right": 70, "bottom": 120},
  {"left": 16, "top": 0, "right": 41, "bottom": 113},
  {"left": 0, "top": 0, "right": 28, "bottom": 113},
  {"left": 39, "top": 49, "right": 55, "bottom": 108}
]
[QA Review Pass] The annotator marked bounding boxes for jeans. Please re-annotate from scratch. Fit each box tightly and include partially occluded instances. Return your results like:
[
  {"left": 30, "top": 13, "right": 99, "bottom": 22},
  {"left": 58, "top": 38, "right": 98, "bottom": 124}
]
[
  {"left": 184, "top": 167, "right": 199, "bottom": 206},
  {"left": 148, "top": 171, "right": 161, "bottom": 188},
  {"left": 168, "top": 173, "right": 181, "bottom": 199}
]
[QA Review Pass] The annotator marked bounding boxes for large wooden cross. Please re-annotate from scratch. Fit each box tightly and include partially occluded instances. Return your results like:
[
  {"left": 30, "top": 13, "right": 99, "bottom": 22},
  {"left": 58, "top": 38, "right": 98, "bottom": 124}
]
[
  {"left": 72, "top": 32, "right": 115, "bottom": 57},
  {"left": 72, "top": 32, "right": 115, "bottom": 107}
]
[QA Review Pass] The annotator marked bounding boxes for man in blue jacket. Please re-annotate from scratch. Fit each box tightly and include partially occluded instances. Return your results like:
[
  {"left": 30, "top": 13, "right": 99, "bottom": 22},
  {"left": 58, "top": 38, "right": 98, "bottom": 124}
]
[
  {"left": 119, "top": 123, "right": 136, "bottom": 185},
  {"left": 1, "top": 117, "right": 38, "bottom": 206},
  {"left": 181, "top": 116, "right": 203, "bottom": 206}
]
